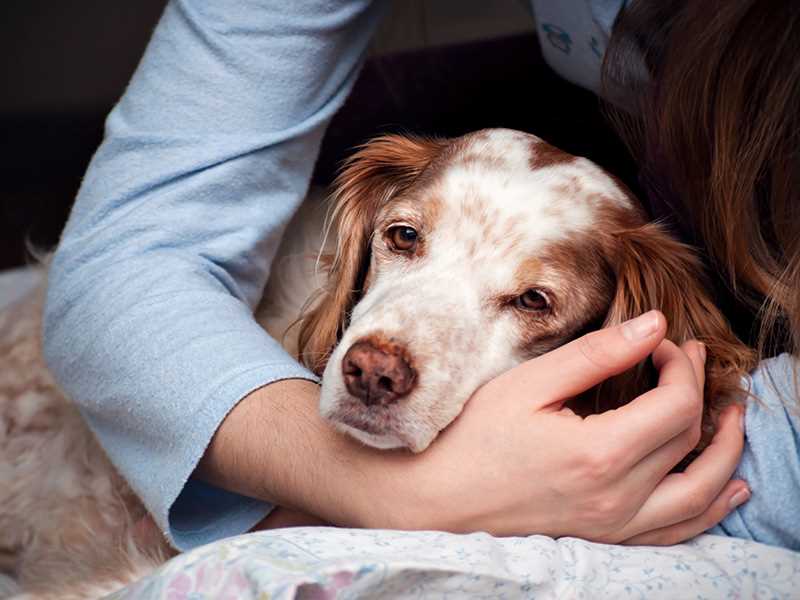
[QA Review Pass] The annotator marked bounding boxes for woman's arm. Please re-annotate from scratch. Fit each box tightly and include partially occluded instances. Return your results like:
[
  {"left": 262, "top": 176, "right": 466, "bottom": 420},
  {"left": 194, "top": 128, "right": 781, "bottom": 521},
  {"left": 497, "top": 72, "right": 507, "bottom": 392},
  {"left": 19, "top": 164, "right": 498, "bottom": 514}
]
[
  {"left": 43, "top": 0, "right": 388, "bottom": 551},
  {"left": 200, "top": 312, "right": 749, "bottom": 544}
]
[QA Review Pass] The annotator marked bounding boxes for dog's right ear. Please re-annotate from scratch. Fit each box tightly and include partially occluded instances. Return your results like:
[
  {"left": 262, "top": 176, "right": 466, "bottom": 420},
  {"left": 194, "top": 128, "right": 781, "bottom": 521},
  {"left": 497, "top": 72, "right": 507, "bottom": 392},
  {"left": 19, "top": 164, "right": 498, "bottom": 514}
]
[
  {"left": 298, "top": 134, "right": 447, "bottom": 375},
  {"left": 591, "top": 222, "right": 756, "bottom": 447}
]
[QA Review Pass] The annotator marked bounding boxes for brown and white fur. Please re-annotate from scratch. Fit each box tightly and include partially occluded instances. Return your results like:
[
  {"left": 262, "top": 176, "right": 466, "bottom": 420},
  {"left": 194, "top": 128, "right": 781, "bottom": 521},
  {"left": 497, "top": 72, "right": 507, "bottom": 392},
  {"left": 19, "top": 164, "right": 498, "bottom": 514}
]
[
  {"left": 291, "top": 128, "right": 754, "bottom": 451},
  {"left": 0, "top": 129, "right": 755, "bottom": 598}
]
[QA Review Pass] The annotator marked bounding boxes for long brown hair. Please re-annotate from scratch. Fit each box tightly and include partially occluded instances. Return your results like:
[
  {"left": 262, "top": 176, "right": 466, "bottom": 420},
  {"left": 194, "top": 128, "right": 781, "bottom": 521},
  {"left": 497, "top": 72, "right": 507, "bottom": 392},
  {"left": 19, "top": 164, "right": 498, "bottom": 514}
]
[{"left": 602, "top": 0, "right": 800, "bottom": 360}]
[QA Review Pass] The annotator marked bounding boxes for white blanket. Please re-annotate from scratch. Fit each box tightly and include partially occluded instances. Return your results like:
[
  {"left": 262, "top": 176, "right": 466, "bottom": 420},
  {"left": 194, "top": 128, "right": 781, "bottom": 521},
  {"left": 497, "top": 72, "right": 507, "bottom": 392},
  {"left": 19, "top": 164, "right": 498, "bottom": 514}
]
[{"left": 110, "top": 528, "right": 800, "bottom": 599}]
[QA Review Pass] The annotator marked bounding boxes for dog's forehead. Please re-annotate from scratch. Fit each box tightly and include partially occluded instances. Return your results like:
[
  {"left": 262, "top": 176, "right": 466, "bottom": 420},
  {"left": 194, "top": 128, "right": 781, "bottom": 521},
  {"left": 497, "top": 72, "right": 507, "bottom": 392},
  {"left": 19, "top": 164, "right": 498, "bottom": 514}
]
[{"left": 423, "top": 129, "right": 631, "bottom": 251}]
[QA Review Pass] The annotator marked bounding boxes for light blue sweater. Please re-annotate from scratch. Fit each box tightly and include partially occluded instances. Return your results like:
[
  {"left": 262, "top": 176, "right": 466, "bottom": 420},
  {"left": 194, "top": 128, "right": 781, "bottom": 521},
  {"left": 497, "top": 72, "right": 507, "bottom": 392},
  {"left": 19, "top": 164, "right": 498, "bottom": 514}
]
[
  {"left": 44, "top": 0, "right": 388, "bottom": 550},
  {"left": 43, "top": 0, "right": 799, "bottom": 552}
]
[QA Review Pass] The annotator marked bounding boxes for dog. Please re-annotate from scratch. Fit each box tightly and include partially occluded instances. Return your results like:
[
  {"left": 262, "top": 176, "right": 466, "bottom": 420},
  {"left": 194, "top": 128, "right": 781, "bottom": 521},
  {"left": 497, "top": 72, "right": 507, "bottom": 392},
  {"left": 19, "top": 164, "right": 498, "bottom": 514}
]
[
  {"left": 0, "top": 129, "right": 756, "bottom": 598},
  {"left": 266, "top": 128, "right": 754, "bottom": 452}
]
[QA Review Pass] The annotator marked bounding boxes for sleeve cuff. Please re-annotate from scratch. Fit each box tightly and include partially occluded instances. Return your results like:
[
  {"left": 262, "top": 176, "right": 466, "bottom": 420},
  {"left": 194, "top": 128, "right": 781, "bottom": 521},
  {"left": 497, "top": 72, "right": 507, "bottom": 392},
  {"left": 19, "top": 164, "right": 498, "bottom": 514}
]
[
  {"left": 169, "top": 479, "right": 274, "bottom": 551},
  {"left": 161, "top": 362, "right": 319, "bottom": 551}
]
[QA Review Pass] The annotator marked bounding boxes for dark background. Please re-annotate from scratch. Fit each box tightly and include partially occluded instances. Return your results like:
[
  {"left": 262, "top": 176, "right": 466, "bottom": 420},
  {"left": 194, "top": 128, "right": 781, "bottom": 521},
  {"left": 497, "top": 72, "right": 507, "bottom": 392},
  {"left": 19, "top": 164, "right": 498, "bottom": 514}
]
[{"left": 0, "top": 1, "right": 637, "bottom": 271}]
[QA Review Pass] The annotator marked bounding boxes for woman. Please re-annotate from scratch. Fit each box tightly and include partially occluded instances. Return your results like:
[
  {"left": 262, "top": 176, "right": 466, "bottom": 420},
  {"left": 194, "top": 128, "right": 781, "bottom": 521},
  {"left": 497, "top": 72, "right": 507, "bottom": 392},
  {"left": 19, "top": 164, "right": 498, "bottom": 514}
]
[{"left": 42, "top": 0, "right": 797, "bottom": 553}]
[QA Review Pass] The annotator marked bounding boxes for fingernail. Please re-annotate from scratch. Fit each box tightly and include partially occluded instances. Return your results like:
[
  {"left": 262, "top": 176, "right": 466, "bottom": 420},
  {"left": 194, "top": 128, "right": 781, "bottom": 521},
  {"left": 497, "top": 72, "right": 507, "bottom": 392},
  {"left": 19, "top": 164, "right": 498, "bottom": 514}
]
[
  {"left": 621, "top": 311, "right": 661, "bottom": 341},
  {"left": 729, "top": 487, "right": 750, "bottom": 509}
]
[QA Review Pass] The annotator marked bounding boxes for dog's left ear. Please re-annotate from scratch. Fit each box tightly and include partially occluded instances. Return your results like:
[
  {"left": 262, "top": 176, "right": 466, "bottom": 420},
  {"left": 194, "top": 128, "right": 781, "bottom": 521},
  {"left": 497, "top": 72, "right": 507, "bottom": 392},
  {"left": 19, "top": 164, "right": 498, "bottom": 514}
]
[
  {"left": 596, "top": 223, "right": 756, "bottom": 435},
  {"left": 298, "top": 134, "right": 448, "bottom": 374}
]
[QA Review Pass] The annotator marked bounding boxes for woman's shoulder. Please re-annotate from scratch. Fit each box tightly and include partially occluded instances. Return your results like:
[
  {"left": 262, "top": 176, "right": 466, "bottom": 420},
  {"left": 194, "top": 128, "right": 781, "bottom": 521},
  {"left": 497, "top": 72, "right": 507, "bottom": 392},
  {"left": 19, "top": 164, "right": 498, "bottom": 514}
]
[{"left": 746, "top": 353, "right": 800, "bottom": 421}]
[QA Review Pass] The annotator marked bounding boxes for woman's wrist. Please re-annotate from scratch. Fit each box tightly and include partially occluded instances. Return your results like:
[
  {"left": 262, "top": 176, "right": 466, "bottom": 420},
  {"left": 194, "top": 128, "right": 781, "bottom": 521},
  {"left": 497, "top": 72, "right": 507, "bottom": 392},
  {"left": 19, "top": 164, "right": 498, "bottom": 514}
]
[
  {"left": 195, "top": 379, "right": 327, "bottom": 508},
  {"left": 195, "top": 319, "right": 749, "bottom": 545},
  {"left": 194, "top": 377, "right": 411, "bottom": 528}
]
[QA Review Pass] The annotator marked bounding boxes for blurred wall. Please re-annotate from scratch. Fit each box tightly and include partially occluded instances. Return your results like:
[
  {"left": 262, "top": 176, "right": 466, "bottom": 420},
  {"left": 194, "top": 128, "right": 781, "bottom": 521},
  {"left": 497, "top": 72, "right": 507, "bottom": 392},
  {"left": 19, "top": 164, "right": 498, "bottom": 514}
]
[
  {"left": 0, "top": 1, "right": 169, "bottom": 114},
  {"left": 0, "top": 0, "right": 533, "bottom": 116}
]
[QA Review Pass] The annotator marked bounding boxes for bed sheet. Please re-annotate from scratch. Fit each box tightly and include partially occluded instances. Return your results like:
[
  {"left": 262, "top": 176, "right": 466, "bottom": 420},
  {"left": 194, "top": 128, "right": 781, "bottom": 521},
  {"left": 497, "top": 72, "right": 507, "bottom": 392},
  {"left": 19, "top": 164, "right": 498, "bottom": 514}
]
[{"left": 110, "top": 528, "right": 800, "bottom": 599}]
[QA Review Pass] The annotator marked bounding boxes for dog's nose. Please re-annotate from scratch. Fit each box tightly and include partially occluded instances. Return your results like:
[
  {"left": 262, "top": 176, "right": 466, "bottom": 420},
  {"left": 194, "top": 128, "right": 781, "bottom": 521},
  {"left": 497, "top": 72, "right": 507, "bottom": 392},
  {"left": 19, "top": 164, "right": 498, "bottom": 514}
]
[{"left": 341, "top": 340, "right": 416, "bottom": 406}]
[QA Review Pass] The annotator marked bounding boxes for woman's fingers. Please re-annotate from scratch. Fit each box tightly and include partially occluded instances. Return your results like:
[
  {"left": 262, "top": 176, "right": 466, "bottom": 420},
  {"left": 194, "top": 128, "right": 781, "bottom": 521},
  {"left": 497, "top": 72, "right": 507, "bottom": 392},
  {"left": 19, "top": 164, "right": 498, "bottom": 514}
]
[
  {"left": 589, "top": 338, "right": 703, "bottom": 468},
  {"left": 610, "top": 404, "right": 746, "bottom": 541},
  {"left": 619, "top": 478, "right": 750, "bottom": 546},
  {"left": 520, "top": 310, "right": 667, "bottom": 410},
  {"left": 622, "top": 341, "right": 708, "bottom": 488},
  {"left": 576, "top": 340, "right": 709, "bottom": 533},
  {"left": 682, "top": 340, "right": 707, "bottom": 391}
]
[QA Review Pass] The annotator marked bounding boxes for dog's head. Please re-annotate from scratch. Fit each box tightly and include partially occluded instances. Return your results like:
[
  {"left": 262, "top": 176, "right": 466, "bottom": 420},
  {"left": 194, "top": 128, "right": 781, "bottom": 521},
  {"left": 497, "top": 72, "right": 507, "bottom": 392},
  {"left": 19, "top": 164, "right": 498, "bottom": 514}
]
[{"left": 299, "top": 129, "right": 754, "bottom": 452}]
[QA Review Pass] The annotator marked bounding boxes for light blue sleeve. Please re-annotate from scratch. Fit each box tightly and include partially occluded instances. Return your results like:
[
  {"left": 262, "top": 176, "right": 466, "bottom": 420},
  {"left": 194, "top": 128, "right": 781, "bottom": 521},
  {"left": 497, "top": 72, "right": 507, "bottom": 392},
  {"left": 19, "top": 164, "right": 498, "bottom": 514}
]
[
  {"left": 708, "top": 353, "right": 800, "bottom": 551},
  {"left": 42, "top": 0, "right": 387, "bottom": 551}
]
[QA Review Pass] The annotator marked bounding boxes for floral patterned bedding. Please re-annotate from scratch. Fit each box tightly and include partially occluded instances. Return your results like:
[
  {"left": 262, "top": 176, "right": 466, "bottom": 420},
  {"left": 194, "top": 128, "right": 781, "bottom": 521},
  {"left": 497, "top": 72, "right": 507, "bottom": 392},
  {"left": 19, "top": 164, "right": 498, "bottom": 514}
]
[{"left": 111, "top": 528, "right": 800, "bottom": 599}]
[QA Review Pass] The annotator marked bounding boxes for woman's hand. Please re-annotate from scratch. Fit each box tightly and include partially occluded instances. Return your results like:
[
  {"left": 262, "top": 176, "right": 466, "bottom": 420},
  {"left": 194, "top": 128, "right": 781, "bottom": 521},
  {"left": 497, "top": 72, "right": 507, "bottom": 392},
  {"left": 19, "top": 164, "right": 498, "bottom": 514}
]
[
  {"left": 362, "top": 310, "right": 748, "bottom": 544},
  {"left": 199, "top": 310, "right": 747, "bottom": 545}
]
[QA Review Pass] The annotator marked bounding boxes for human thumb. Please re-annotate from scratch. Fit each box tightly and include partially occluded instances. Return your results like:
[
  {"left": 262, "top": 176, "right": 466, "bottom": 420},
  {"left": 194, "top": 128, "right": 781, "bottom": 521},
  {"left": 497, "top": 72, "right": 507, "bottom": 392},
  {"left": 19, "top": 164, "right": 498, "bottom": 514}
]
[{"left": 521, "top": 310, "right": 667, "bottom": 410}]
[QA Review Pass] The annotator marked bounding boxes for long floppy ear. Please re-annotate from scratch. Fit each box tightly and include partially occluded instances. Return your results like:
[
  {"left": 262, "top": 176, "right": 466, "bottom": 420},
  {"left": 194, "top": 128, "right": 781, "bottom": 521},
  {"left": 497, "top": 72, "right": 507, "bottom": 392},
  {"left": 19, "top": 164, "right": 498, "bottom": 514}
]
[
  {"left": 596, "top": 223, "right": 757, "bottom": 441},
  {"left": 298, "top": 134, "right": 448, "bottom": 375}
]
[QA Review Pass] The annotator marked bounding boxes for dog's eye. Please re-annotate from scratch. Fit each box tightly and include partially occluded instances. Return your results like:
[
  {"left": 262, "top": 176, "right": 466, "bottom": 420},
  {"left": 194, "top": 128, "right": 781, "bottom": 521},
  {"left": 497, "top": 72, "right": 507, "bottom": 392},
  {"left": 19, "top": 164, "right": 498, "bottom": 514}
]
[
  {"left": 515, "top": 289, "right": 551, "bottom": 312},
  {"left": 387, "top": 226, "right": 419, "bottom": 252}
]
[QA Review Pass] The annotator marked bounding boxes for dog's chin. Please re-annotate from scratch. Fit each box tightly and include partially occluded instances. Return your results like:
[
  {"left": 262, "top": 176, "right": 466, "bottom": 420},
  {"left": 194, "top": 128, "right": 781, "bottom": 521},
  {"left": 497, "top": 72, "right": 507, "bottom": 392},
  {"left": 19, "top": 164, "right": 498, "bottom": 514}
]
[
  {"left": 322, "top": 409, "right": 437, "bottom": 453},
  {"left": 333, "top": 422, "right": 408, "bottom": 450}
]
